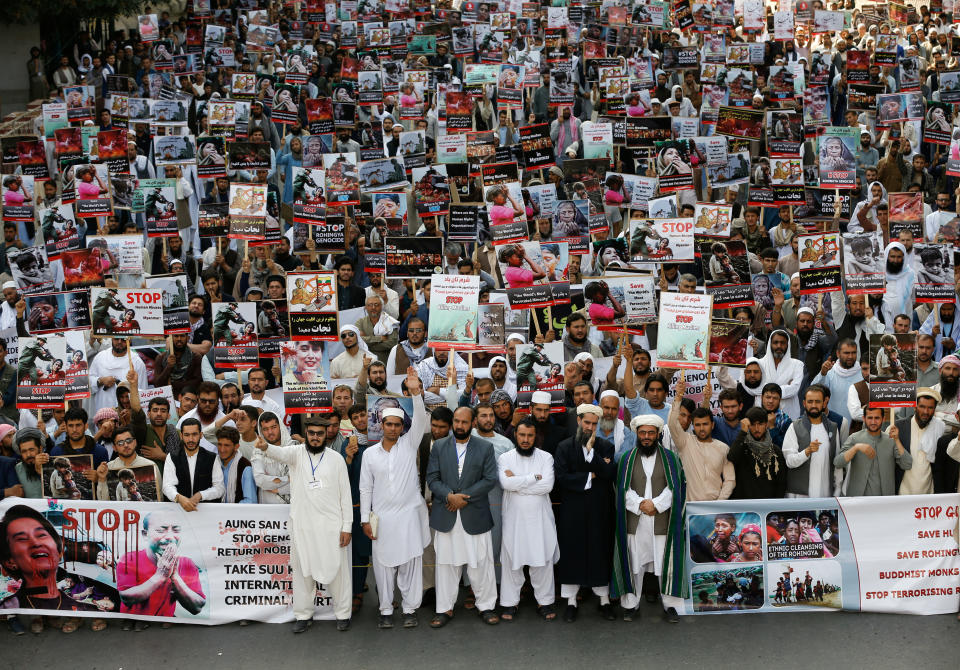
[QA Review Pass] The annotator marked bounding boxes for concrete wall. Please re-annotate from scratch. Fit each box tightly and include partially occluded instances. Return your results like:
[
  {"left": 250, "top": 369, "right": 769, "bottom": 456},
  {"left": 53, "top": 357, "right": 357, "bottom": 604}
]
[{"left": 0, "top": 21, "right": 42, "bottom": 114}]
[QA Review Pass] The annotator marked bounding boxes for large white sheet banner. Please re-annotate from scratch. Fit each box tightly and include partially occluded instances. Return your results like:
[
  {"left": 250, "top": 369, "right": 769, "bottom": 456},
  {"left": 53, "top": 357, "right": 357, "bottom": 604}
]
[
  {"left": 684, "top": 495, "right": 960, "bottom": 615},
  {"left": 0, "top": 498, "right": 335, "bottom": 624}
]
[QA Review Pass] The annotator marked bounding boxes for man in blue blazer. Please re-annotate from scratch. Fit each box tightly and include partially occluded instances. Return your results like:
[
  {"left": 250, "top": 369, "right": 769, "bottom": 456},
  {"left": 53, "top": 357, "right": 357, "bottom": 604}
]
[{"left": 426, "top": 406, "right": 499, "bottom": 628}]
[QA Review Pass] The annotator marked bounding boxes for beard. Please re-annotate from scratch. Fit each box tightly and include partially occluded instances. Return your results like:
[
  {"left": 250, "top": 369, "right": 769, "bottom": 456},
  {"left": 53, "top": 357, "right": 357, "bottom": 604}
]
[
  {"left": 916, "top": 414, "right": 932, "bottom": 429},
  {"left": 598, "top": 417, "right": 616, "bottom": 433},
  {"left": 886, "top": 259, "right": 904, "bottom": 274},
  {"left": 940, "top": 376, "right": 959, "bottom": 399},
  {"left": 638, "top": 440, "right": 657, "bottom": 457},
  {"left": 306, "top": 440, "right": 327, "bottom": 454},
  {"left": 744, "top": 376, "right": 761, "bottom": 389},
  {"left": 22, "top": 461, "right": 40, "bottom": 480},
  {"left": 369, "top": 377, "right": 387, "bottom": 391},
  {"left": 806, "top": 407, "right": 822, "bottom": 419},
  {"left": 568, "top": 330, "right": 587, "bottom": 344},
  {"left": 452, "top": 427, "right": 471, "bottom": 441},
  {"left": 575, "top": 427, "right": 593, "bottom": 447},
  {"left": 111, "top": 341, "right": 128, "bottom": 355},
  {"left": 516, "top": 443, "right": 535, "bottom": 457},
  {"left": 772, "top": 348, "right": 785, "bottom": 361}
]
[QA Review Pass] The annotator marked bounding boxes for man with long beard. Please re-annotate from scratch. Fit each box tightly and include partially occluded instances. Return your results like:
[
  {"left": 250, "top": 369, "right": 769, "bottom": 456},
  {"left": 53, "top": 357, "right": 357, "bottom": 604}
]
[
  {"left": 497, "top": 418, "right": 559, "bottom": 622},
  {"left": 834, "top": 294, "right": 884, "bottom": 359},
  {"left": 892, "top": 389, "right": 945, "bottom": 495},
  {"left": 793, "top": 306, "right": 835, "bottom": 393},
  {"left": 255, "top": 415, "right": 354, "bottom": 633},
  {"left": 597, "top": 390, "right": 632, "bottom": 456},
  {"left": 812, "top": 338, "right": 863, "bottom": 422},
  {"left": 88, "top": 337, "right": 148, "bottom": 414},
  {"left": 554, "top": 404, "right": 617, "bottom": 623},
  {"left": 610, "top": 414, "right": 687, "bottom": 623},
  {"left": 930, "top": 355, "right": 960, "bottom": 433},
  {"left": 757, "top": 329, "right": 805, "bottom": 419},
  {"left": 528, "top": 390, "right": 570, "bottom": 456}
]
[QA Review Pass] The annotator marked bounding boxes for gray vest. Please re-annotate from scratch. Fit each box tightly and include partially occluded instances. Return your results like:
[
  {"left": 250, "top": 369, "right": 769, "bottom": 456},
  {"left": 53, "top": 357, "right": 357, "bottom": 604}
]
[
  {"left": 786, "top": 416, "right": 838, "bottom": 496},
  {"left": 627, "top": 452, "right": 669, "bottom": 535}
]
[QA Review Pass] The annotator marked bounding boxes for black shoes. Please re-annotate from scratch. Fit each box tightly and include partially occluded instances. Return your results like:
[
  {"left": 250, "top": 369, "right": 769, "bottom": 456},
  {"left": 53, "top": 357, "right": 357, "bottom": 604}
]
[
  {"left": 336, "top": 618, "right": 351, "bottom": 631},
  {"left": 402, "top": 612, "right": 418, "bottom": 628},
  {"left": 563, "top": 604, "right": 578, "bottom": 622},
  {"left": 292, "top": 619, "right": 311, "bottom": 634},
  {"left": 378, "top": 614, "right": 394, "bottom": 629},
  {"left": 664, "top": 607, "right": 680, "bottom": 623}
]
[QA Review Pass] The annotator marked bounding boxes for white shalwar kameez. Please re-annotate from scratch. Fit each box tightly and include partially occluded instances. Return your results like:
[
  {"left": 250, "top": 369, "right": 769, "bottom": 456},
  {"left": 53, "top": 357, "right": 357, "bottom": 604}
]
[
  {"left": 620, "top": 453, "right": 684, "bottom": 612},
  {"left": 433, "top": 439, "right": 498, "bottom": 614},
  {"left": 360, "top": 394, "right": 430, "bottom": 615},
  {"left": 497, "top": 448, "right": 559, "bottom": 608},
  {"left": 265, "top": 442, "right": 353, "bottom": 621}
]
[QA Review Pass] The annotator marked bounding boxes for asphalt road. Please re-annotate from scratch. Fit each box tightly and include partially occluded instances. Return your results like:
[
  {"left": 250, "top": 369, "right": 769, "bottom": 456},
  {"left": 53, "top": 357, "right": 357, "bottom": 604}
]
[{"left": 5, "top": 590, "right": 958, "bottom": 670}]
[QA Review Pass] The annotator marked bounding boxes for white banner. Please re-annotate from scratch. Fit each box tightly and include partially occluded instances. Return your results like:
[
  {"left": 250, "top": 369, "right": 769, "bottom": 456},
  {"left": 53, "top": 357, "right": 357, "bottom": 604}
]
[{"left": 0, "top": 498, "right": 335, "bottom": 624}]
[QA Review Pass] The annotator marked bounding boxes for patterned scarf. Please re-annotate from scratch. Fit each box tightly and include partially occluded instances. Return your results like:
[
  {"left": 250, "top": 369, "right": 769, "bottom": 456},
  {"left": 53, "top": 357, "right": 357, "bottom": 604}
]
[
  {"left": 742, "top": 428, "right": 780, "bottom": 481},
  {"left": 400, "top": 340, "right": 430, "bottom": 366},
  {"left": 611, "top": 441, "right": 688, "bottom": 600}
]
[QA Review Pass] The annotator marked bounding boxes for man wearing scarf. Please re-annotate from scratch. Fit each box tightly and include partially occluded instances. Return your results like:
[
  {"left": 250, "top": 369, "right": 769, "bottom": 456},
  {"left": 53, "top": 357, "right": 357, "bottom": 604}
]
[
  {"left": 355, "top": 295, "right": 399, "bottom": 365},
  {"left": 153, "top": 332, "right": 202, "bottom": 397},
  {"left": 757, "top": 329, "right": 805, "bottom": 419},
  {"left": 550, "top": 106, "right": 581, "bottom": 166},
  {"left": 330, "top": 325, "right": 370, "bottom": 379},
  {"left": 716, "top": 358, "right": 766, "bottom": 412},
  {"left": 611, "top": 414, "right": 686, "bottom": 623},
  {"left": 728, "top": 406, "right": 788, "bottom": 499},
  {"left": 597, "top": 390, "right": 632, "bottom": 456},
  {"left": 417, "top": 349, "right": 469, "bottom": 401},
  {"left": 880, "top": 242, "right": 916, "bottom": 333},
  {"left": 794, "top": 306, "right": 835, "bottom": 394},
  {"left": 931, "top": 355, "right": 960, "bottom": 433},
  {"left": 554, "top": 404, "right": 617, "bottom": 622},
  {"left": 893, "top": 389, "right": 945, "bottom": 495},
  {"left": 834, "top": 293, "right": 885, "bottom": 360},
  {"left": 812, "top": 338, "right": 863, "bottom": 422},
  {"left": 386, "top": 317, "right": 431, "bottom": 375}
]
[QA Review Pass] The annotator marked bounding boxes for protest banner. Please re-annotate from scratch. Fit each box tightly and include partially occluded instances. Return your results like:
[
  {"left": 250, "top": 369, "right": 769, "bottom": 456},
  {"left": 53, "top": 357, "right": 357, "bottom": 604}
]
[
  {"left": 280, "top": 340, "right": 333, "bottom": 413},
  {"left": 16, "top": 334, "right": 67, "bottom": 408},
  {"left": 842, "top": 232, "right": 885, "bottom": 294},
  {"left": 90, "top": 287, "right": 165, "bottom": 338},
  {"left": 213, "top": 302, "right": 259, "bottom": 369},
  {"left": 427, "top": 274, "right": 480, "bottom": 350},
  {"left": 683, "top": 495, "right": 960, "bottom": 616},
  {"left": 384, "top": 236, "right": 443, "bottom": 279},
  {"left": 229, "top": 183, "right": 267, "bottom": 241},
  {"left": 146, "top": 273, "right": 190, "bottom": 334},
  {"left": 24, "top": 291, "right": 91, "bottom": 334},
  {"left": 798, "top": 233, "right": 843, "bottom": 295},
  {"left": 912, "top": 244, "right": 954, "bottom": 303},
  {"left": 583, "top": 275, "right": 656, "bottom": 333},
  {"left": 513, "top": 341, "right": 565, "bottom": 413},
  {"left": 700, "top": 239, "right": 754, "bottom": 308},
  {"left": 869, "top": 333, "right": 917, "bottom": 408},
  {"left": 658, "top": 292, "right": 712, "bottom": 370},
  {"left": 285, "top": 271, "right": 339, "bottom": 341}
]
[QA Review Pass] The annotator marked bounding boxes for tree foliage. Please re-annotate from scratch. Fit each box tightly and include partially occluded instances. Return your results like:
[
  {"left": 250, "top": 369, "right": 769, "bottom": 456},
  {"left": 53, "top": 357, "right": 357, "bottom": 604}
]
[{"left": 0, "top": 0, "right": 147, "bottom": 25}]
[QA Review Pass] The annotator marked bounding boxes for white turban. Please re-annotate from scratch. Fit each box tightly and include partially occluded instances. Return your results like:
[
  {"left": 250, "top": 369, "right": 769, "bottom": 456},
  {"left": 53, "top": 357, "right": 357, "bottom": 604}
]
[
  {"left": 796, "top": 306, "right": 815, "bottom": 318},
  {"left": 1, "top": 281, "right": 15, "bottom": 290},
  {"left": 576, "top": 403, "right": 601, "bottom": 416},
  {"left": 531, "top": 390, "right": 552, "bottom": 405},
  {"left": 381, "top": 408, "right": 405, "bottom": 419},
  {"left": 630, "top": 414, "right": 665, "bottom": 432},
  {"left": 506, "top": 333, "right": 526, "bottom": 344},
  {"left": 573, "top": 352, "right": 593, "bottom": 363},
  {"left": 600, "top": 389, "right": 620, "bottom": 403},
  {"left": 488, "top": 355, "right": 507, "bottom": 370}
]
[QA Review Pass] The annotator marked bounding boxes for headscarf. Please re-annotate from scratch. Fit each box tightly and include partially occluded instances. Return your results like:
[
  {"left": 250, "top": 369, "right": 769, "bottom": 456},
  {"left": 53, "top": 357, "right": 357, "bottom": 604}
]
[
  {"left": 741, "top": 357, "right": 766, "bottom": 400},
  {"left": 14, "top": 427, "right": 45, "bottom": 456},
  {"left": 340, "top": 324, "right": 370, "bottom": 353},
  {"left": 881, "top": 241, "right": 915, "bottom": 331}
]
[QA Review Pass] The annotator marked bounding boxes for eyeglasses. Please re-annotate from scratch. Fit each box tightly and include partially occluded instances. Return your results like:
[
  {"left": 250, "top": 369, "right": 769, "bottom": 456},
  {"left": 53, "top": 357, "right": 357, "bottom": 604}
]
[
  {"left": 115, "top": 438, "right": 135, "bottom": 446},
  {"left": 199, "top": 398, "right": 218, "bottom": 404},
  {"left": 305, "top": 429, "right": 325, "bottom": 437},
  {"left": 408, "top": 327, "right": 424, "bottom": 333},
  {"left": 340, "top": 332, "right": 354, "bottom": 339}
]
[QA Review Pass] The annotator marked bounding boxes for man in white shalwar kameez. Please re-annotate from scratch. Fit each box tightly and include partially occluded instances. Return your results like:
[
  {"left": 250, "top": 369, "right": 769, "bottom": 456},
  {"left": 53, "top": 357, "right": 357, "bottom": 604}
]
[
  {"left": 360, "top": 368, "right": 431, "bottom": 629},
  {"left": 497, "top": 418, "right": 559, "bottom": 621},
  {"left": 758, "top": 329, "right": 805, "bottom": 419},
  {"left": 256, "top": 415, "right": 354, "bottom": 633},
  {"left": 613, "top": 415, "right": 686, "bottom": 623}
]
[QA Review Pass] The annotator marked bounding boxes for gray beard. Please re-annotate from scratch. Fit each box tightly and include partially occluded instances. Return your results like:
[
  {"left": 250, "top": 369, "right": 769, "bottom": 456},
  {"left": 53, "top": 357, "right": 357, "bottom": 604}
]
[
  {"left": 575, "top": 427, "right": 593, "bottom": 447},
  {"left": 772, "top": 350, "right": 785, "bottom": 360},
  {"left": 598, "top": 417, "right": 617, "bottom": 433}
]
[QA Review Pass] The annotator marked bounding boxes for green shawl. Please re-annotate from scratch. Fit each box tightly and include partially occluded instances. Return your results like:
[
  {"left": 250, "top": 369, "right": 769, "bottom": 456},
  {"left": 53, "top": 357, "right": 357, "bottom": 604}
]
[{"left": 610, "top": 442, "right": 688, "bottom": 600}]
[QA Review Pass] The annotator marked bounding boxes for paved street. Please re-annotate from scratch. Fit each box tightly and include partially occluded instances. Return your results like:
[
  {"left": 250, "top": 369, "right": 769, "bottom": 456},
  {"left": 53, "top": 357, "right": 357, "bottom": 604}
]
[{"left": 5, "top": 593, "right": 958, "bottom": 670}]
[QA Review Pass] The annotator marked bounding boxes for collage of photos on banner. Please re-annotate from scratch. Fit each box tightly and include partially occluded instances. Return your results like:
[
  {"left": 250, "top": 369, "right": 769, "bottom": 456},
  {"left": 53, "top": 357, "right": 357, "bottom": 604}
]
[{"left": 689, "top": 509, "right": 842, "bottom": 613}]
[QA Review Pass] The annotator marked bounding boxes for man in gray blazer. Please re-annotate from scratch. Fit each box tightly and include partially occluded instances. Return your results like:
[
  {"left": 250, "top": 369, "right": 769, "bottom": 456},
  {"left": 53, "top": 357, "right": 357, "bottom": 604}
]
[
  {"left": 835, "top": 406, "right": 912, "bottom": 496},
  {"left": 426, "top": 406, "right": 499, "bottom": 628}
]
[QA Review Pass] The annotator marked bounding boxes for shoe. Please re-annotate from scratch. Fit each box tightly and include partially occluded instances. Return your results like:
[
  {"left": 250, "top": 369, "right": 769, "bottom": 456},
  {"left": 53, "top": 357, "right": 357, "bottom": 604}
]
[
  {"left": 402, "top": 612, "right": 418, "bottom": 628},
  {"left": 664, "top": 607, "right": 680, "bottom": 623},
  {"left": 622, "top": 607, "right": 640, "bottom": 622},
  {"left": 134, "top": 621, "right": 150, "bottom": 632},
  {"left": 599, "top": 603, "right": 616, "bottom": 621},
  {"left": 336, "top": 618, "right": 351, "bottom": 631},
  {"left": 292, "top": 619, "right": 311, "bottom": 634},
  {"left": 121, "top": 619, "right": 133, "bottom": 632},
  {"left": 238, "top": 620, "right": 249, "bottom": 627},
  {"left": 378, "top": 614, "right": 394, "bottom": 629},
  {"left": 563, "top": 605, "right": 578, "bottom": 623},
  {"left": 7, "top": 617, "right": 25, "bottom": 636}
]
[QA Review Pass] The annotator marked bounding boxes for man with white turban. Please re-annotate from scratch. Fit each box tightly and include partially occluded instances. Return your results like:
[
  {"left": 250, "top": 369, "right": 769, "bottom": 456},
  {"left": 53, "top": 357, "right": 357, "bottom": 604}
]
[
  {"left": 330, "top": 324, "right": 369, "bottom": 379},
  {"left": 554, "top": 404, "right": 617, "bottom": 622},
  {"left": 611, "top": 414, "right": 687, "bottom": 623}
]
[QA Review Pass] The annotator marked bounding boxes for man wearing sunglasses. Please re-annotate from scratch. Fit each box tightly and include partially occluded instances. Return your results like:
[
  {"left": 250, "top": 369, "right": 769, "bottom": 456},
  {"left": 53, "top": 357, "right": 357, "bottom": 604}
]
[{"left": 94, "top": 425, "right": 163, "bottom": 502}]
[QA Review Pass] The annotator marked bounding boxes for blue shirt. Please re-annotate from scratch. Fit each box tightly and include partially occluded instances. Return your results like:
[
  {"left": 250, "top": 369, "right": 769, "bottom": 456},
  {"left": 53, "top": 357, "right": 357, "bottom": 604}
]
[
  {"left": 624, "top": 395, "right": 671, "bottom": 424},
  {"left": 712, "top": 416, "right": 741, "bottom": 446},
  {"left": 51, "top": 441, "right": 109, "bottom": 467},
  {"left": 220, "top": 459, "right": 258, "bottom": 504}
]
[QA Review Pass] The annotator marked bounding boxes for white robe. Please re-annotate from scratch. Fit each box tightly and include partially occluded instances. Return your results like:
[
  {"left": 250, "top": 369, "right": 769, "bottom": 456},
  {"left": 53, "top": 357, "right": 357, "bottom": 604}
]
[
  {"left": 757, "top": 331, "right": 805, "bottom": 419},
  {"left": 497, "top": 448, "right": 559, "bottom": 569},
  {"left": 624, "top": 454, "right": 673, "bottom": 575},
  {"left": 359, "top": 394, "right": 431, "bottom": 567},
  {"left": 265, "top": 443, "right": 353, "bottom": 583}
]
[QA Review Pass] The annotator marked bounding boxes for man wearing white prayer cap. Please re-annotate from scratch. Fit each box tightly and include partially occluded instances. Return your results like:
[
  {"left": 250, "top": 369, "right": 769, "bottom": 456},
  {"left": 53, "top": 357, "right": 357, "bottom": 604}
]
[
  {"left": 611, "top": 413, "right": 687, "bottom": 623},
  {"left": 0, "top": 279, "right": 19, "bottom": 330},
  {"left": 360, "top": 369, "right": 431, "bottom": 629},
  {"left": 554, "top": 402, "right": 617, "bottom": 622},
  {"left": 597, "top": 389, "right": 632, "bottom": 457},
  {"left": 527, "top": 390, "right": 570, "bottom": 454}
]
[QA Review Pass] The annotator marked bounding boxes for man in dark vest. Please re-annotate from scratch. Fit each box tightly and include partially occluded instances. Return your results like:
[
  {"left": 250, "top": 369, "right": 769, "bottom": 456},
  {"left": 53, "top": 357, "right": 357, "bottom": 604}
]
[
  {"left": 162, "top": 418, "right": 225, "bottom": 509},
  {"left": 782, "top": 386, "right": 842, "bottom": 498},
  {"left": 215, "top": 426, "right": 256, "bottom": 503}
]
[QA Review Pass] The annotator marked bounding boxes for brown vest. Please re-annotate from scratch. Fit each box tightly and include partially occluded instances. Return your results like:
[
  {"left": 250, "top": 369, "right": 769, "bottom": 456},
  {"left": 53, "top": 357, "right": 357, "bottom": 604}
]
[{"left": 627, "top": 452, "right": 670, "bottom": 536}]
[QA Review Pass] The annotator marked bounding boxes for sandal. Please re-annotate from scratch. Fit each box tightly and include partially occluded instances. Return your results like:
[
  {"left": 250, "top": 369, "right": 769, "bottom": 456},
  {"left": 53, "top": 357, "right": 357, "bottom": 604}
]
[
  {"left": 352, "top": 594, "right": 363, "bottom": 614},
  {"left": 61, "top": 618, "right": 81, "bottom": 634},
  {"left": 500, "top": 606, "right": 518, "bottom": 622},
  {"left": 537, "top": 604, "right": 557, "bottom": 621},
  {"left": 91, "top": 618, "right": 107, "bottom": 632},
  {"left": 479, "top": 609, "right": 499, "bottom": 625},
  {"left": 30, "top": 617, "right": 44, "bottom": 634},
  {"left": 429, "top": 611, "right": 453, "bottom": 628},
  {"left": 463, "top": 588, "right": 476, "bottom": 610}
]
